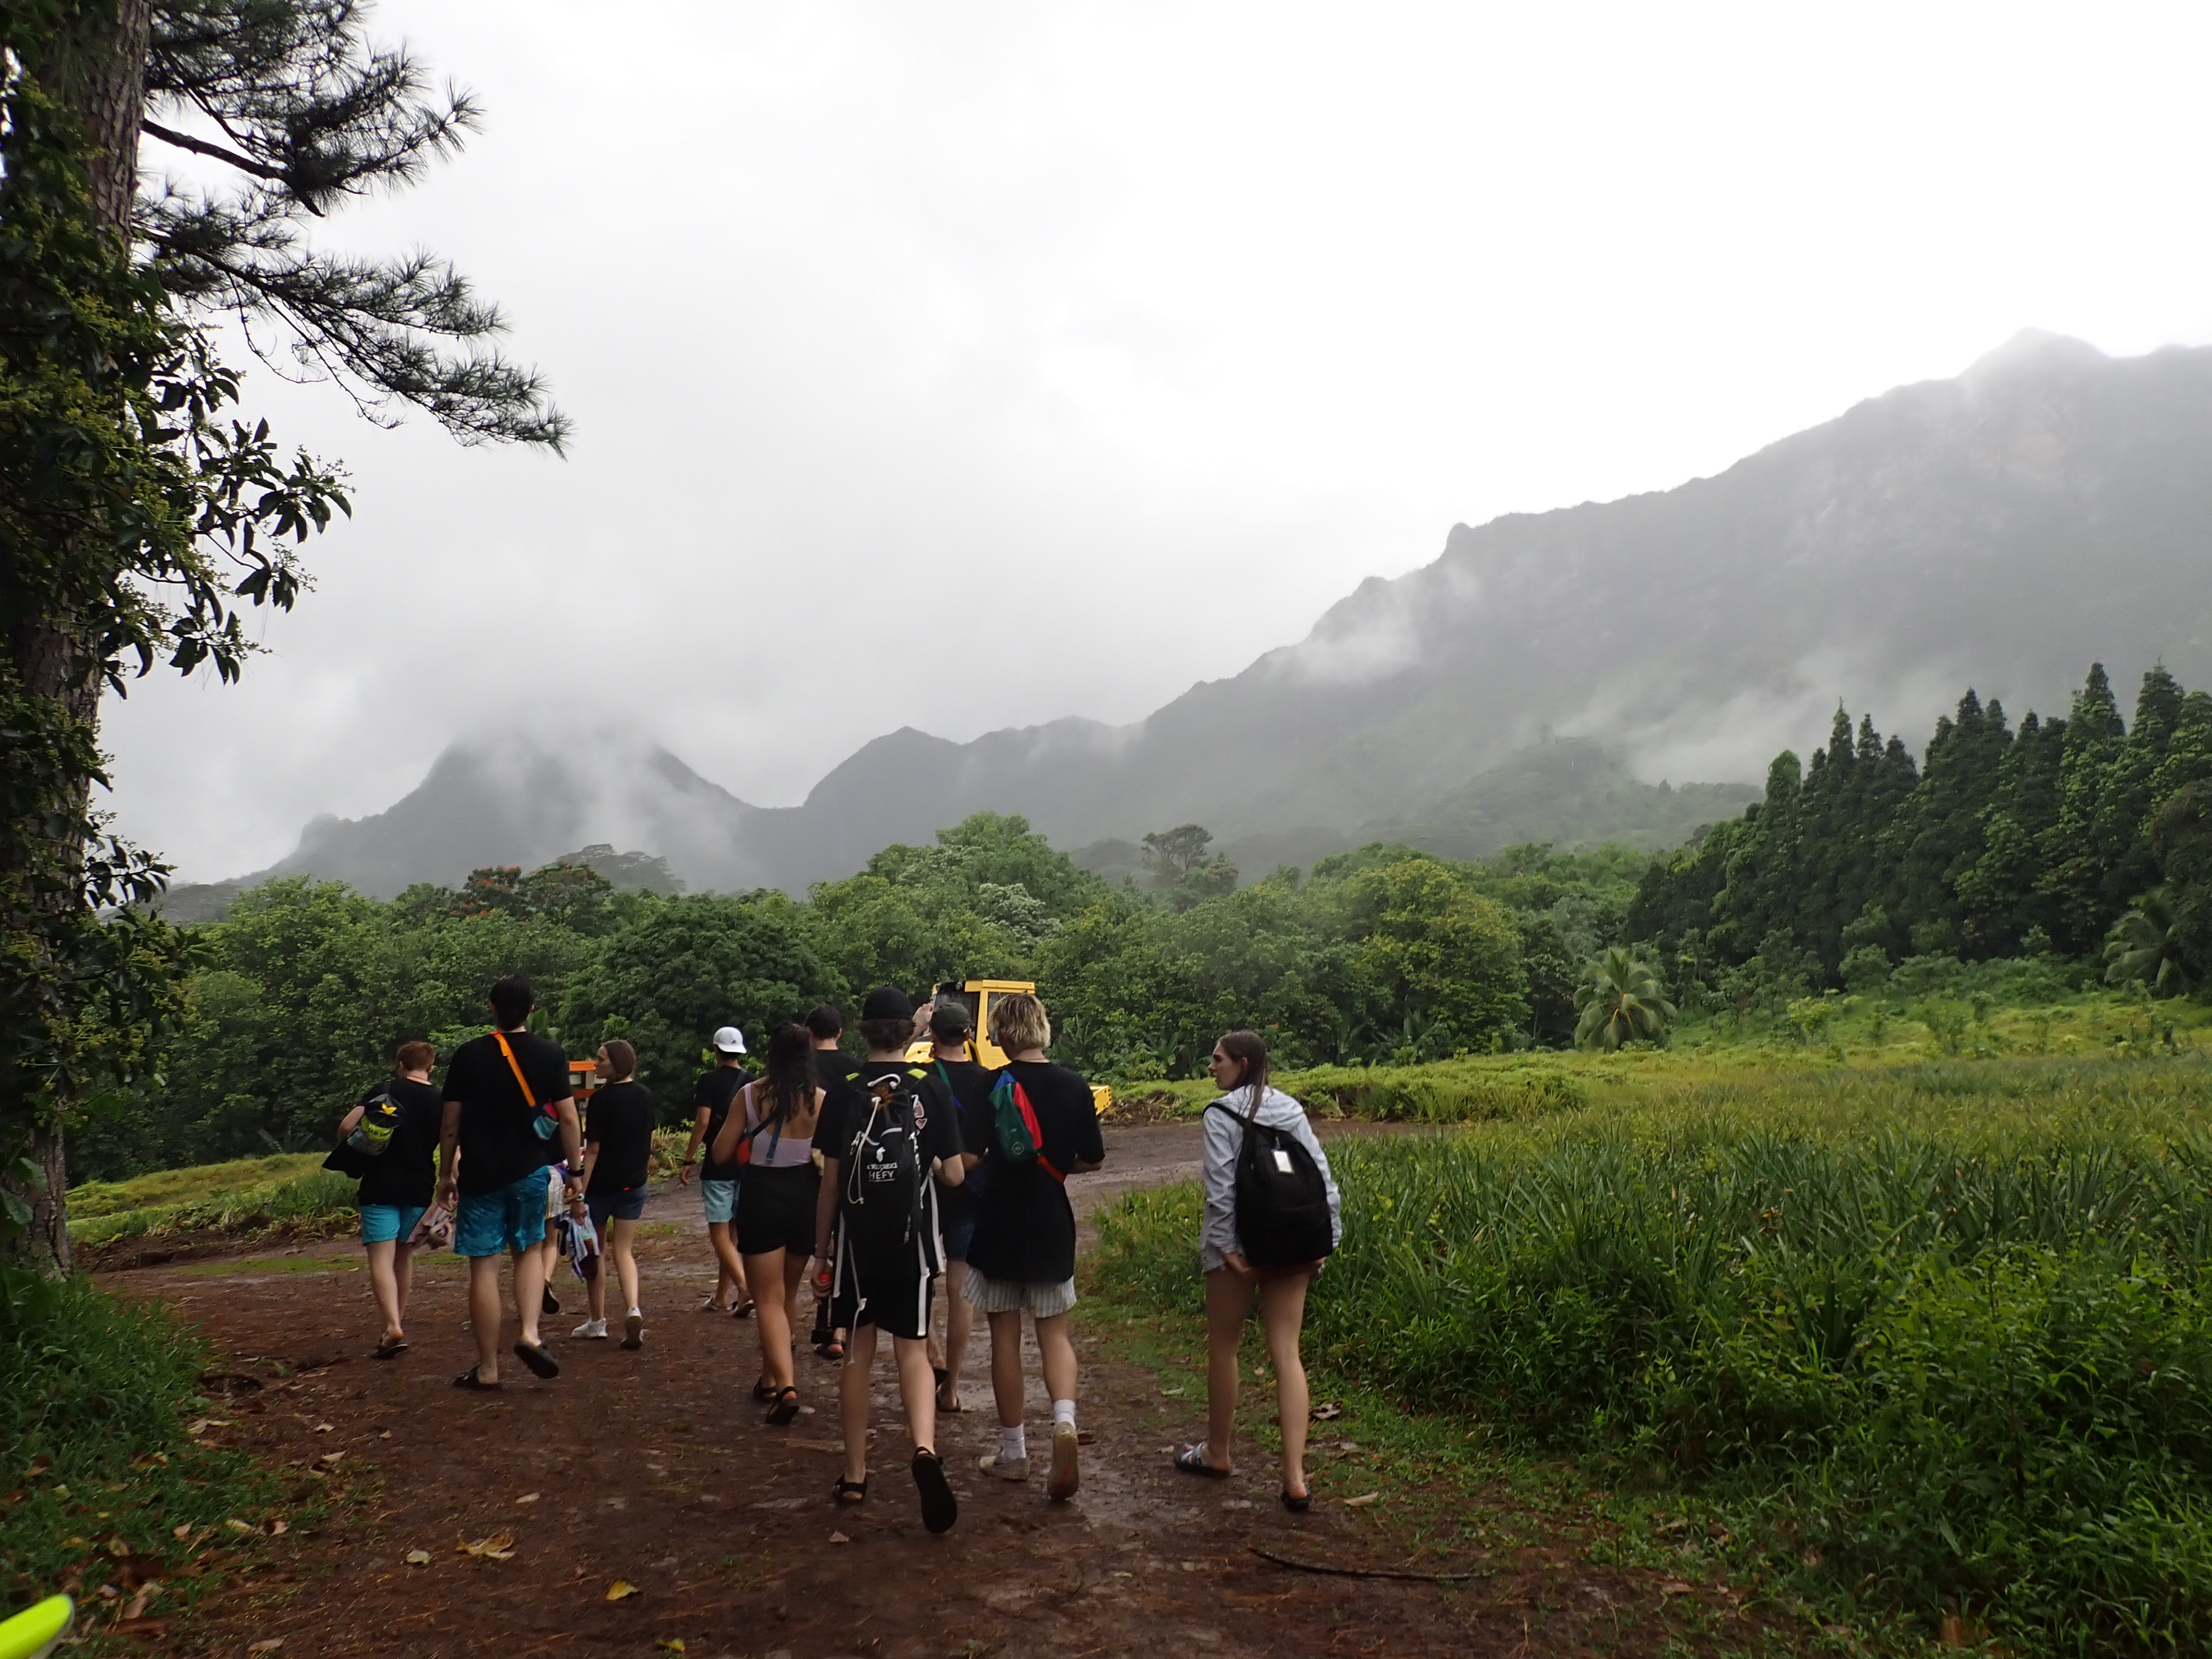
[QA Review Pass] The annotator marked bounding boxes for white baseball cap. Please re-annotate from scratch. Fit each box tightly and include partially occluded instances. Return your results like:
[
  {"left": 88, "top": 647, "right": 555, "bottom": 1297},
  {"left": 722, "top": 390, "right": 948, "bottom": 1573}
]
[{"left": 711, "top": 1025, "right": 747, "bottom": 1055}]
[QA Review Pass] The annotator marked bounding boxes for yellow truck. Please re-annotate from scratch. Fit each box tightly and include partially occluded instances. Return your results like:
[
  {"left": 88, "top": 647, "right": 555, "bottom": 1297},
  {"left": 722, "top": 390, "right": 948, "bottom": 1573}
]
[{"left": 907, "top": 978, "right": 1114, "bottom": 1117}]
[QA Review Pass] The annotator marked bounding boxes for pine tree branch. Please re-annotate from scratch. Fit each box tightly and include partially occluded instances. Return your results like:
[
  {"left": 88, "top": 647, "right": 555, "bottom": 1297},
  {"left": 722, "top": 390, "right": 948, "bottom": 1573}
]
[{"left": 142, "top": 116, "right": 303, "bottom": 193}]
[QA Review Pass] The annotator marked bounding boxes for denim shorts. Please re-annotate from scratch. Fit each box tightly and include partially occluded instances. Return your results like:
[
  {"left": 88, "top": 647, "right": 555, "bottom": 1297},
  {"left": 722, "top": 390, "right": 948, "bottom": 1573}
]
[
  {"left": 588, "top": 1187, "right": 645, "bottom": 1231},
  {"left": 360, "top": 1203, "right": 426, "bottom": 1245},
  {"left": 939, "top": 1206, "right": 976, "bottom": 1263},
  {"left": 700, "top": 1177, "right": 737, "bottom": 1226},
  {"left": 456, "top": 1170, "right": 553, "bottom": 1259}
]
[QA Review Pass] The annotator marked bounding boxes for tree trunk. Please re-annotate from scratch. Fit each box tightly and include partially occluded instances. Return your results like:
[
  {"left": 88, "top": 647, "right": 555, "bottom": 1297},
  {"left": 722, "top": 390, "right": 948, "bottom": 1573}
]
[{"left": 0, "top": 0, "right": 152, "bottom": 1277}]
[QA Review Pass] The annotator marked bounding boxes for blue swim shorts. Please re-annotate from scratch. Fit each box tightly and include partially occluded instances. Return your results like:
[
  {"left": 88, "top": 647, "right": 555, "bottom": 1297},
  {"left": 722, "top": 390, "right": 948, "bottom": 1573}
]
[
  {"left": 455, "top": 1169, "right": 552, "bottom": 1259},
  {"left": 701, "top": 1177, "right": 737, "bottom": 1226},
  {"left": 360, "top": 1203, "right": 427, "bottom": 1246}
]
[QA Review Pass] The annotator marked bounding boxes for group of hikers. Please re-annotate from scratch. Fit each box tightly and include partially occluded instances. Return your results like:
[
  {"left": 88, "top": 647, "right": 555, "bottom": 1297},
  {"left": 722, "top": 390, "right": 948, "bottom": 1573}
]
[{"left": 333, "top": 974, "right": 1344, "bottom": 1530}]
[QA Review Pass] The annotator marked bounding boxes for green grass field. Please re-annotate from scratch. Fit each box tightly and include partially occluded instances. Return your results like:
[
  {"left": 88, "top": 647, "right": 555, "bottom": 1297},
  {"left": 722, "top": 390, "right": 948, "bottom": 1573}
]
[{"left": 1093, "top": 1047, "right": 2212, "bottom": 1655}]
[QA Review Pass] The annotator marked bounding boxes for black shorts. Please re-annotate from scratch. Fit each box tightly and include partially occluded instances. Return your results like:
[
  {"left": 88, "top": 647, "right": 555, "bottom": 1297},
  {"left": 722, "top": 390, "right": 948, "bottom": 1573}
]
[
  {"left": 735, "top": 1164, "right": 819, "bottom": 1258},
  {"left": 832, "top": 1232, "right": 936, "bottom": 1340}
]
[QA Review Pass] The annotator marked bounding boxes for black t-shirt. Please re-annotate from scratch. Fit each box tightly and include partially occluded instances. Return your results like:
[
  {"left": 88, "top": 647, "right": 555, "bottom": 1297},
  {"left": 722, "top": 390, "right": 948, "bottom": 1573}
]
[
  {"left": 353, "top": 1076, "right": 443, "bottom": 1209},
  {"left": 586, "top": 1079, "right": 657, "bottom": 1196},
  {"left": 925, "top": 1057, "right": 995, "bottom": 1224},
  {"left": 692, "top": 1066, "right": 749, "bottom": 1183},
  {"left": 967, "top": 1060, "right": 1103, "bottom": 1286},
  {"left": 441, "top": 1030, "right": 572, "bottom": 1196},
  {"left": 817, "top": 1060, "right": 965, "bottom": 1178}
]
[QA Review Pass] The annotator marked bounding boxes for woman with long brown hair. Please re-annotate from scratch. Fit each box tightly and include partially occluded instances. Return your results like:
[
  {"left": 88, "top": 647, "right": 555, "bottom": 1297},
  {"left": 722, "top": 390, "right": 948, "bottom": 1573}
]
[
  {"left": 1171, "top": 1029, "right": 1341, "bottom": 1510},
  {"left": 573, "top": 1037, "right": 655, "bottom": 1347},
  {"left": 712, "top": 1021, "right": 826, "bottom": 1424}
]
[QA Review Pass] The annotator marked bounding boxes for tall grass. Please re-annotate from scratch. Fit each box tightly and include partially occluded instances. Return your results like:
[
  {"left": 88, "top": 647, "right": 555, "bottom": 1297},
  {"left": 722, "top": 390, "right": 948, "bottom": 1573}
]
[
  {"left": 1092, "top": 1057, "right": 2212, "bottom": 1652},
  {"left": 69, "top": 1167, "right": 359, "bottom": 1250}
]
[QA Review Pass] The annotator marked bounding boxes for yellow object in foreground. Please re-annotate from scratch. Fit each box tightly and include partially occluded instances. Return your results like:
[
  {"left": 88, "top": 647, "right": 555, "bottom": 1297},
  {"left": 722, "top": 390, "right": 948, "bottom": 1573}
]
[
  {"left": 0, "top": 1597, "right": 72, "bottom": 1659},
  {"left": 905, "top": 979, "right": 1114, "bottom": 1118}
]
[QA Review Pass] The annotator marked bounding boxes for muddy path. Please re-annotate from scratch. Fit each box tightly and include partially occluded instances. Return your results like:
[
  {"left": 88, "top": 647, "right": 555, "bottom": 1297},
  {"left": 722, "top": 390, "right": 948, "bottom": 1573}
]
[{"left": 106, "top": 1124, "right": 1731, "bottom": 1658}]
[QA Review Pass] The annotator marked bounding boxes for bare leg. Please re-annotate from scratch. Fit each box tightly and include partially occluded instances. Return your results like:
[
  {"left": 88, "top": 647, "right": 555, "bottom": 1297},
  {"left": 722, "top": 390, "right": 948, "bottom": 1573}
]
[
  {"left": 707, "top": 1221, "right": 746, "bottom": 1308},
  {"left": 1035, "top": 1311, "right": 1077, "bottom": 1405},
  {"left": 1259, "top": 1273, "right": 1313, "bottom": 1498},
  {"left": 1201, "top": 1267, "right": 1249, "bottom": 1471},
  {"left": 612, "top": 1217, "right": 641, "bottom": 1313},
  {"left": 513, "top": 1243, "right": 548, "bottom": 1349},
  {"left": 366, "top": 1239, "right": 403, "bottom": 1342},
  {"left": 744, "top": 1250, "right": 797, "bottom": 1391},
  {"left": 939, "top": 1260, "right": 972, "bottom": 1407},
  {"left": 393, "top": 1242, "right": 415, "bottom": 1331},
  {"left": 987, "top": 1309, "right": 1025, "bottom": 1428},
  {"left": 840, "top": 1322, "right": 879, "bottom": 1485},
  {"left": 586, "top": 1223, "right": 609, "bottom": 1323},
  {"left": 894, "top": 1333, "right": 937, "bottom": 1453},
  {"left": 467, "top": 1254, "right": 504, "bottom": 1380}
]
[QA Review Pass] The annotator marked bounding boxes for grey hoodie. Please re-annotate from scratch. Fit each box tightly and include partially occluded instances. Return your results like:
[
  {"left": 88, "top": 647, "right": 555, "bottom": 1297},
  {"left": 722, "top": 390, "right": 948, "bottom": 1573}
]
[{"left": 1199, "top": 1085, "right": 1343, "bottom": 1271}]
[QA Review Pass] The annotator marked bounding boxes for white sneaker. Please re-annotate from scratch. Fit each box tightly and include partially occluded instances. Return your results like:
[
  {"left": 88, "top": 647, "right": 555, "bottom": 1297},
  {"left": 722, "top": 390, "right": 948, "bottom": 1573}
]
[
  {"left": 572, "top": 1317, "right": 608, "bottom": 1339},
  {"left": 1046, "top": 1421, "right": 1080, "bottom": 1501},
  {"left": 622, "top": 1310, "right": 644, "bottom": 1350},
  {"left": 977, "top": 1452, "right": 1030, "bottom": 1481}
]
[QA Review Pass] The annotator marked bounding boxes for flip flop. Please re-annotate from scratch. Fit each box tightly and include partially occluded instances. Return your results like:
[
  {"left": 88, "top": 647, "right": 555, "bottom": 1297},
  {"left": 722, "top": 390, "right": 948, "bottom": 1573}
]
[
  {"left": 373, "top": 1335, "right": 408, "bottom": 1359},
  {"left": 834, "top": 1477, "right": 868, "bottom": 1506},
  {"left": 1281, "top": 1485, "right": 1312, "bottom": 1512},
  {"left": 911, "top": 1448, "right": 958, "bottom": 1535},
  {"left": 817, "top": 1340, "right": 844, "bottom": 1363},
  {"left": 451, "top": 1366, "right": 501, "bottom": 1391},
  {"left": 1172, "top": 1444, "right": 1232, "bottom": 1478},
  {"left": 731, "top": 1299, "right": 755, "bottom": 1319},
  {"left": 512, "top": 1339, "right": 560, "bottom": 1380},
  {"left": 752, "top": 1378, "right": 777, "bottom": 1402},
  {"left": 766, "top": 1386, "right": 800, "bottom": 1426}
]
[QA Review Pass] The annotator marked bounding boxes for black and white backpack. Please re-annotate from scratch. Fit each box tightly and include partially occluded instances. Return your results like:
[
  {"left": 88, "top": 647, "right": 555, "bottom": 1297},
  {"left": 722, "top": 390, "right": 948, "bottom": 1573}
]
[
  {"left": 1207, "top": 1091, "right": 1335, "bottom": 1267},
  {"left": 841, "top": 1068, "right": 932, "bottom": 1254}
]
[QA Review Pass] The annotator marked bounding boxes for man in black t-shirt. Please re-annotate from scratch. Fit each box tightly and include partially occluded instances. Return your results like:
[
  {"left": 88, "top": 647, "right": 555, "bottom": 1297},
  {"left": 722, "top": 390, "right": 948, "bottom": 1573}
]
[
  {"left": 814, "top": 987, "right": 967, "bottom": 1533},
  {"left": 437, "top": 975, "right": 581, "bottom": 1389},
  {"left": 341, "top": 1039, "right": 442, "bottom": 1358},
  {"left": 807, "top": 1003, "right": 862, "bottom": 1356},
  {"left": 923, "top": 999, "right": 994, "bottom": 1412},
  {"left": 677, "top": 1026, "right": 752, "bottom": 1315}
]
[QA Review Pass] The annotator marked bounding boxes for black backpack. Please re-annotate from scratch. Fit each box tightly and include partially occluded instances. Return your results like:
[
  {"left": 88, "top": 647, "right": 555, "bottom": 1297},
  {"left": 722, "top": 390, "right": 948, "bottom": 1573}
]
[
  {"left": 839, "top": 1070, "right": 931, "bottom": 1254},
  {"left": 1207, "top": 1092, "right": 1335, "bottom": 1267}
]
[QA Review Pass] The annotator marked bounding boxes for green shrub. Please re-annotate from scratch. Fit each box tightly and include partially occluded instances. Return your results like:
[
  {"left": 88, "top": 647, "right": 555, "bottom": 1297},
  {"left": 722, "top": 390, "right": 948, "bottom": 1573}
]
[
  {"left": 1091, "top": 1059, "right": 2212, "bottom": 1652},
  {"left": 69, "top": 1167, "right": 358, "bottom": 1249},
  {"left": 1, "top": 1274, "right": 290, "bottom": 1616}
]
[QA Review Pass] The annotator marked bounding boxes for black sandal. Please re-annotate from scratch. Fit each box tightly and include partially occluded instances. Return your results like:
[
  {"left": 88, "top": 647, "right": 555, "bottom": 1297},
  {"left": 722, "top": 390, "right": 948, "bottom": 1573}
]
[
  {"left": 752, "top": 1378, "right": 776, "bottom": 1402},
  {"left": 512, "top": 1339, "right": 560, "bottom": 1380},
  {"left": 834, "top": 1477, "right": 868, "bottom": 1505},
  {"left": 911, "top": 1448, "right": 957, "bottom": 1535},
  {"left": 1172, "top": 1444, "right": 1231, "bottom": 1478},
  {"left": 1281, "top": 1486, "right": 1312, "bottom": 1512},
  {"left": 374, "top": 1335, "right": 408, "bottom": 1359},
  {"left": 731, "top": 1299, "right": 755, "bottom": 1319},
  {"left": 451, "top": 1366, "right": 502, "bottom": 1390},
  {"left": 766, "top": 1386, "right": 801, "bottom": 1426}
]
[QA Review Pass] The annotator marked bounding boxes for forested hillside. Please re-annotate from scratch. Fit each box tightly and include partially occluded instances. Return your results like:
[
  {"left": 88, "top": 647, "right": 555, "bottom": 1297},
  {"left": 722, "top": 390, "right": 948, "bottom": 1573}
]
[
  {"left": 79, "top": 818, "right": 1641, "bottom": 1182},
  {"left": 1630, "top": 662, "right": 2212, "bottom": 997}
]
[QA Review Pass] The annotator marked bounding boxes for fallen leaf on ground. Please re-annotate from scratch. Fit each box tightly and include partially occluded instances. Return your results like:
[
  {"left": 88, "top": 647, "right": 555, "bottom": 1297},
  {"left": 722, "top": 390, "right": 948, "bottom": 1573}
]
[
  {"left": 311, "top": 1423, "right": 334, "bottom": 1433},
  {"left": 121, "top": 1582, "right": 160, "bottom": 1620},
  {"left": 515, "top": 1492, "right": 540, "bottom": 1505},
  {"left": 828, "top": 1531, "right": 851, "bottom": 1545},
  {"left": 224, "top": 1519, "right": 258, "bottom": 1535},
  {"left": 170, "top": 1525, "right": 192, "bottom": 1541},
  {"left": 248, "top": 1641, "right": 283, "bottom": 1653},
  {"left": 605, "top": 1580, "right": 640, "bottom": 1601},
  {"left": 1311, "top": 1402, "right": 1344, "bottom": 1421},
  {"left": 317, "top": 1452, "right": 343, "bottom": 1465},
  {"left": 1344, "top": 1493, "right": 1380, "bottom": 1509},
  {"left": 404, "top": 1550, "right": 430, "bottom": 1566},
  {"left": 659, "top": 1642, "right": 686, "bottom": 1653},
  {"left": 269, "top": 1520, "right": 288, "bottom": 1535},
  {"left": 106, "top": 1538, "right": 129, "bottom": 1558},
  {"left": 458, "top": 1533, "right": 516, "bottom": 1561},
  {"left": 1658, "top": 1580, "right": 1695, "bottom": 1597}
]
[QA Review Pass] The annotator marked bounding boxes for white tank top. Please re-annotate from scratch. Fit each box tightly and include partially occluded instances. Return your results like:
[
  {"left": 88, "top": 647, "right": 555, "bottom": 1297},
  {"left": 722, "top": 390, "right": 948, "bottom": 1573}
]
[{"left": 742, "top": 1081, "right": 819, "bottom": 1168}]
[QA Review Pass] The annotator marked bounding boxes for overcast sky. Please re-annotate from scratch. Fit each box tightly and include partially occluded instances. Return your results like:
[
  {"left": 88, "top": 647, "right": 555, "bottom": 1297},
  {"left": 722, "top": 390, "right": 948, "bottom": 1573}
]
[{"left": 105, "top": 1, "right": 2212, "bottom": 880}]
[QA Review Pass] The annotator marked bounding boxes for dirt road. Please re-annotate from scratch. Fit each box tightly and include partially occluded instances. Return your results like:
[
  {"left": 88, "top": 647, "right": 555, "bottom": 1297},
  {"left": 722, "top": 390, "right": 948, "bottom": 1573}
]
[{"left": 108, "top": 1124, "right": 1712, "bottom": 1657}]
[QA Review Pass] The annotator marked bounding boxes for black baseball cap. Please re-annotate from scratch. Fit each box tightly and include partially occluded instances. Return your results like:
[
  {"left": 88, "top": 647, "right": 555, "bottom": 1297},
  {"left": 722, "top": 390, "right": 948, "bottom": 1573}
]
[{"left": 861, "top": 985, "right": 913, "bottom": 1021}]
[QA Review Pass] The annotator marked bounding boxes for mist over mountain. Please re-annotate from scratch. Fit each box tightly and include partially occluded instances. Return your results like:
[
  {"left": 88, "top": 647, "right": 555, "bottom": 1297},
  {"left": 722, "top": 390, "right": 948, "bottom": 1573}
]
[{"left": 205, "top": 332, "right": 2212, "bottom": 899}]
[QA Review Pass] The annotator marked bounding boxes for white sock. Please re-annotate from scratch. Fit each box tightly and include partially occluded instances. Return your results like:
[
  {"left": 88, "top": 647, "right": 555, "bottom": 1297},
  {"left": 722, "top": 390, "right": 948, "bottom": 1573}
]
[
  {"left": 1052, "top": 1398, "right": 1076, "bottom": 1430},
  {"left": 1001, "top": 1424, "right": 1027, "bottom": 1463},
  {"left": 627, "top": 1307, "right": 641, "bottom": 1318}
]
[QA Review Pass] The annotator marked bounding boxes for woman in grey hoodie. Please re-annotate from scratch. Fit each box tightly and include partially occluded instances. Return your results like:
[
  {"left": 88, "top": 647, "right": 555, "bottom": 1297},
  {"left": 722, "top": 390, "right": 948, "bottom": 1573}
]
[{"left": 1172, "top": 1030, "right": 1342, "bottom": 1510}]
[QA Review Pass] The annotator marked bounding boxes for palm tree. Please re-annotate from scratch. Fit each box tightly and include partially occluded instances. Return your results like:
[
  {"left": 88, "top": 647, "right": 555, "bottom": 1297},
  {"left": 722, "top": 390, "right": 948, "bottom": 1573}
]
[
  {"left": 1575, "top": 949, "right": 1677, "bottom": 1050},
  {"left": 2104, "top": 888, "right": 2194, "bottom": 996}
]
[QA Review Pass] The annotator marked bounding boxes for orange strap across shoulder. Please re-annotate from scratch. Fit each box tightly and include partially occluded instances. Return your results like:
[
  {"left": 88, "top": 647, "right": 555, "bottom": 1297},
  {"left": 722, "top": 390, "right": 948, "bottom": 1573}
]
[{"left": 492, "top": 1030, "right": 538, "bottom": 1107}]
